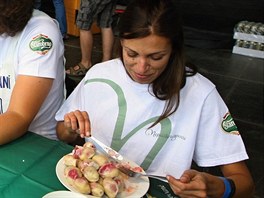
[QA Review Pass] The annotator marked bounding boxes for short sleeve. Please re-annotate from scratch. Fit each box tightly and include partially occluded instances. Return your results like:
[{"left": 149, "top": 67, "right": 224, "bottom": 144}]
[
  {"left": 193, "top": 88, "right": 248, "bottom": 166},
  {"left": 16, "top": 12, "right": 64, "bottom": 79}
]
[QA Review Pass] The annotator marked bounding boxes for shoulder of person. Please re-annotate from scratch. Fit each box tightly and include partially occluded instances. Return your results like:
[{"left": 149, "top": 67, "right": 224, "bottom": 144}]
[
  {"left": 26, "top": 9, "right": 61, "bottom": 33},
  {"left": 185, "top": 72, "right": 216, "bottom": 95},
  {"left": 18, "top": 9, "right": 63, "bottom": 52}
]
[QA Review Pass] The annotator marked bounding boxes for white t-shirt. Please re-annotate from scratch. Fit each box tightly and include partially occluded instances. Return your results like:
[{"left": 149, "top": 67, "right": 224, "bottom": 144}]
[
  {"left": 0, "top": 10, "right": 65, "bottom": 140},
  {"left": 56, "top": 58, "right": 248, "bottom": 178}
]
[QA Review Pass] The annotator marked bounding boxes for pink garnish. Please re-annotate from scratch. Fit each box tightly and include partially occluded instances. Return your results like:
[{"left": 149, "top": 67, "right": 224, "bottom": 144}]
[
  {"left": 73, "top": 146, "right": 83, "bottom": 158},
  {"left": 132, "top": 166, "right": 144, "bottom": 173},
  {"left": 68, "top": 169, "right": 80, "bottom": 179},
  {"left": 109, "top": 183, "right": 118, "bottom": 192},
  {"left": 98, "top": 163, "right": 116, "bottom": 174}
]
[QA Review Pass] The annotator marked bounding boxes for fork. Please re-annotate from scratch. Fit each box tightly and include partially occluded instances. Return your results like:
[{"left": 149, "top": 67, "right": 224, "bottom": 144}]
[{"left": 117, "top": 166, "right": 167, "bottom": 181}]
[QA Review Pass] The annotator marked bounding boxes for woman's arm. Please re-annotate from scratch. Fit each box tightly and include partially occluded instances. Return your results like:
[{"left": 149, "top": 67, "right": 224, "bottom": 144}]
[
  {"left": 0, "top": 75, "right": 53, "bottom": 145},
  {"left": 219, "top": 161, "right": 255, "bottom": 197},
  {"left": 167, "top": 161, "right": 254, "bottom": 198}
]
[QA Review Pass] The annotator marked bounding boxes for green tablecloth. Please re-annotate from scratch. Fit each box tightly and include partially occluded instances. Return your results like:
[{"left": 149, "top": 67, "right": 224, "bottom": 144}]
[
  {"left": 0, "top": 132, "right": 72, "bottom": 198},
  {"left": 0, "top": 132, "right": 179, "bottom": 198}
]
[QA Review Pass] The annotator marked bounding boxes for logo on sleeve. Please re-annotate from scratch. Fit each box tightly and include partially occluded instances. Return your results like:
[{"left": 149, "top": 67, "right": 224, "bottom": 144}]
[
  {"left": 29, "top": 34, "right": 53, "bottom": 55},
  {"left": 221, "top": 112, "right": 240, "bottom": 135}
]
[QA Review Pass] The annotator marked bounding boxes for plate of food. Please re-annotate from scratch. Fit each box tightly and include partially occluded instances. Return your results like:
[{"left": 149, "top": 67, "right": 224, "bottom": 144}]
[{"left": 56, "top": 142, "right": 149, "bottom": 198}]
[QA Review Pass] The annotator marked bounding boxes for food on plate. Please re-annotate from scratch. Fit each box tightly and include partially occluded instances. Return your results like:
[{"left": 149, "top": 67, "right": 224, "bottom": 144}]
[
  {"left": 113, "top": 172, "right": 127, "bottom": 193},
  {"left": 73, "top": 177, "right": 91, "bottom": 194},
  {"left": 79, "top": 147, "right": 96, "bottom": 161},
  {"left": 90, "top": 182, "right": 105, "bottom": 197},
  {"left": 103, "top": 177, "right": 119, "bottom": 198},
  {"left": 98, "top": 163, "right": 119, "bottom": 178},
  {"left": 62, "top": 141, "right": 141, "bottom": 197},
  {"left": 64, "top": 166, "right": 82, "bottom": 186},
  {"left": 63, "top": 154, "right": 77, "bottom": 166},
  {"left": 92, "top": 154, "right": 109, "bottom": 166},
  {"left": 83, "top": 141, "right": 96, "bottom": 149},
  {"left": 77, "top": 158, "right": 100, "bottom": 171},
  {"left": 83, "top": 166, "right": 100, "bottom": 182}
]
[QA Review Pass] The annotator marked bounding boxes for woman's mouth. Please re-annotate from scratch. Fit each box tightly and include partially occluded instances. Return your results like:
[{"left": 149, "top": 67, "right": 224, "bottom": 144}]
[
  {"left": 135, "top": 73, "right": 148, "bottom": 78},
  {"left": 132, "top": 72, "right": 153, "bottom": 83}
]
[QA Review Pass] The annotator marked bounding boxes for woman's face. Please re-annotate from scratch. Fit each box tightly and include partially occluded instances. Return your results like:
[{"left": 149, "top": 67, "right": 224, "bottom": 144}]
[{"left": 121, "top": 34, "right": 172, "bottom": 84}]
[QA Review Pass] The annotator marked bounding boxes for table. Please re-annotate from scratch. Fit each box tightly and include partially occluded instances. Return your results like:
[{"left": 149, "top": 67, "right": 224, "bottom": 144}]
[
  {"left": 0, "top": 132, "right": 178, "bottom": 198},
  {"left": 0, "top": 132, "right": 72, "bottom": 198}
]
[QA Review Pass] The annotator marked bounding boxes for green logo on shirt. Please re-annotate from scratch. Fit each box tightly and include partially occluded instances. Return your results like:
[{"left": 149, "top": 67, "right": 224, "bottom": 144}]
[
  {"left": 29, "top": 34, "right": 53, "bottom": 55},
  {"left": 221, "top": 112, "right": 240, "bottom": 135}
]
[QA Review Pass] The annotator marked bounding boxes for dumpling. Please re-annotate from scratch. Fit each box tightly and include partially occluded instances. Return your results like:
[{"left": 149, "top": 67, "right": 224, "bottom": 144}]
[
  {"left": 83, "top": 166, "right": 99, "bottom": 182},
  {"left": 73, "top": 177, "right": 91, "bottom": 194},
  {"left": 77, "top": 158, "right": 100, "bottom": 171},
  {"left": 98, "top": 163, "right": 119, "bottom": 178},
  {"left": 103, "top": 178, "right": 119, "bottom": 198},
  {"left": 92, "top": 154, "right": 109, "bottom": 166},
  {"left": 83, "top": 141, "right": 96, "bottom": 150},
  {"left": 90, "top": 182, "right": 104, "bottom": 197},
  {"left": 79, "top": 147, "right": 96, "bottom": 161},
  {"left": 64, "top": 166, "right": 82, "bottom": 186},
  {"left": 63, "top": 154, "right": 77, "bottom": 167}
]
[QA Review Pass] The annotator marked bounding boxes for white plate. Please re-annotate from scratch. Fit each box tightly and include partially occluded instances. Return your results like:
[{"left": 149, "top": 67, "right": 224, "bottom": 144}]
[
  {"left": 56, "top": 154, "right": 150, "bottom": 198},
  {"left": 42, "top": 190, "right": 92, "bottom": 198}
]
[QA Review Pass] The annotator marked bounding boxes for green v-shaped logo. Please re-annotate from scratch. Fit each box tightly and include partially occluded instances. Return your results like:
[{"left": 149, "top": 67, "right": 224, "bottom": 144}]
[{"left": 85, "top": 78, "right": 172, "bottom": 170}]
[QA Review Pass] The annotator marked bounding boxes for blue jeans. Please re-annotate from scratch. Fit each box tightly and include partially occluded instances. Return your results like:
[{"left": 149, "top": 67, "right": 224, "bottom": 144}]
[{"left": 53, "top": 0, "right": 68, "bottom": 36}]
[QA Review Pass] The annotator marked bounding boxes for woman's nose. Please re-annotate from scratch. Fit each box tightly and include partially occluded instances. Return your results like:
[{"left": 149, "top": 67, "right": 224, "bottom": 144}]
[{"left": 137, "top": 57, "right": 149, "bottom": 72}]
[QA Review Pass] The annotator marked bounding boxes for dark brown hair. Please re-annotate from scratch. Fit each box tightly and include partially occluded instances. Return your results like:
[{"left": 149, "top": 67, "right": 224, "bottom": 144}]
[
  {"left": 0, "top": 0, "right": 34, "bottom": 36},
  {"left": 118, "top": 0, "right": 197, "bottom": 127}
]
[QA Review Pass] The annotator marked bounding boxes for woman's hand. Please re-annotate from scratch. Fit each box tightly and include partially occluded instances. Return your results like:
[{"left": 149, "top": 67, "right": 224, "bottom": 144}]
[
  {"left": 64, "top": 110, "right": 91, "bottom": 138},
  {"left": 167, "top": 170, "right": 208, "bottom": 198},
  {"left": 167, "top": 162, "right": 255, "bottom": 198}
]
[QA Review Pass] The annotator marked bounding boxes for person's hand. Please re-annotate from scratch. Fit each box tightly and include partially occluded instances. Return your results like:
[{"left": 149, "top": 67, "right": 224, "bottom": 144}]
[
  {"left": 167, "top": 169, "right": 207, "bottom": 198},
  {"left": 63, "top": 110, "right": 91, "bottom": 138}
]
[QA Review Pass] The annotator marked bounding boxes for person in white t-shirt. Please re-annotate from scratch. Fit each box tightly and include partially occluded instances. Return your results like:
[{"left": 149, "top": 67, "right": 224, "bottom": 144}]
[
  {"left": 0, "top": 0, "right": 65, "bottom": 144},
  {"left": 55, "top": 0, "right": 254, "bottom": 197}
]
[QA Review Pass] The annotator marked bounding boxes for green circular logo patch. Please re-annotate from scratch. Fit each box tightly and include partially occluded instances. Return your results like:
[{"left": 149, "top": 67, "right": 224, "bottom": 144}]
[
  {"left": 29, "top": 34, "right": 53, "bottom": 55},
  {"left": 221, "top": 112, "right": 240, "bottom": 135}
]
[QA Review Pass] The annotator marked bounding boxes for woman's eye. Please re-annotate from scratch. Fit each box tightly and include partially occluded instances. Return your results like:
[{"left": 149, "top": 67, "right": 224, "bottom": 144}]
[
  {"left": 127, "top": 52, "right": 138, "bottom": 58},
  {"left": 150, "top": 55, "right": 163, "bottom": 60}
]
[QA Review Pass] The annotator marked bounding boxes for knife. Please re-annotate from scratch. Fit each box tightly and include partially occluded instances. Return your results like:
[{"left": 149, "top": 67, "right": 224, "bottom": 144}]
[
  {"left": 88, "top": 136, "right": 124, "bottom": 161},
  {"left": 88, "top": 137, "right": 147, "bottom": 178}
]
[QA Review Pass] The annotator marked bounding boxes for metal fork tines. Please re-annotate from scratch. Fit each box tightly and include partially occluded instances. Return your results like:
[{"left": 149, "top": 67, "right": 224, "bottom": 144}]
[{"left": 117, "top": 166, "right": 167, "bottom": 181}]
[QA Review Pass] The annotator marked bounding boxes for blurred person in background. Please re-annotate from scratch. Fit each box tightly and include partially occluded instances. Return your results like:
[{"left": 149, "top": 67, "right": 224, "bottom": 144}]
[
  {"left": 53, "top": 0, "right": 69, "bottom": 40},
  {"left": 66, "top": 0, "right": 117, "bottom": 77}
]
